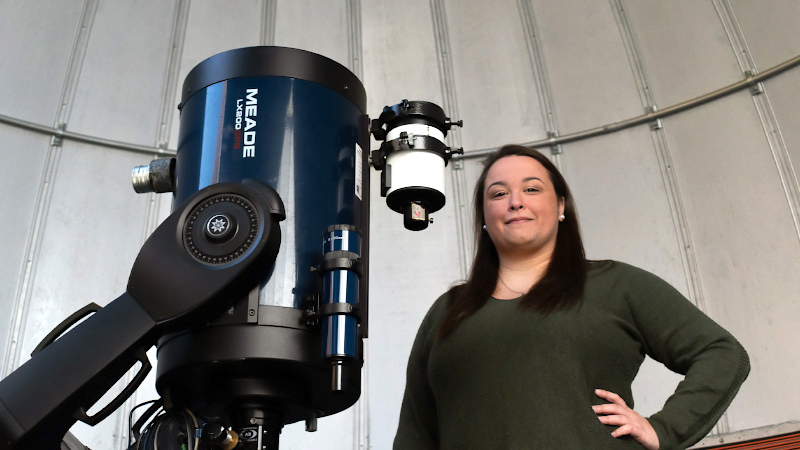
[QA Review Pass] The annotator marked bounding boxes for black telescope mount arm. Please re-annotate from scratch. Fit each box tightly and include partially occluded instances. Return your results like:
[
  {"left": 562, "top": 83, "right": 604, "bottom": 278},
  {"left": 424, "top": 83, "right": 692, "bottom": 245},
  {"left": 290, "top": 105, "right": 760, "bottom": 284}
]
[{"left": 0, "top": 180, "right": 285, "bottom": 450}]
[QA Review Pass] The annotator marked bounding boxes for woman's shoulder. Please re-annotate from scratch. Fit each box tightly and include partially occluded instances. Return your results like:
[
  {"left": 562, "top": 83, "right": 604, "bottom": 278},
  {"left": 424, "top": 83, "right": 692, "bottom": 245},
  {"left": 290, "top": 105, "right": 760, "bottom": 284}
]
[
  {"left": 417, "top": 288, "right": 456, "bottom": 328},
  {"left": 586, "top": 259, "right": 675, "bottom": 292}
]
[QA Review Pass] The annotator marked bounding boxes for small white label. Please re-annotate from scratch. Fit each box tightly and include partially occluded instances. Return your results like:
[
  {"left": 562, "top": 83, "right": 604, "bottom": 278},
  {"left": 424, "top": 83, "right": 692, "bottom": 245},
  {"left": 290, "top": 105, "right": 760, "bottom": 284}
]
[
  {"left": 355, "top": 143, "right": 363, "bottom": 200},
  {"left": 411, "top": 203, "right": 425, "bottom": 221}
]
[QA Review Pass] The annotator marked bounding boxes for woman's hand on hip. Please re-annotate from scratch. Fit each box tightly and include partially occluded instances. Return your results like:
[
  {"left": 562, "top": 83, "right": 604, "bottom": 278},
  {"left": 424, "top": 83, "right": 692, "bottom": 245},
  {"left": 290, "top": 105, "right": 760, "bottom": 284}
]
[{"left": 593, "top": 388, "right": 659, "bottom": 450}]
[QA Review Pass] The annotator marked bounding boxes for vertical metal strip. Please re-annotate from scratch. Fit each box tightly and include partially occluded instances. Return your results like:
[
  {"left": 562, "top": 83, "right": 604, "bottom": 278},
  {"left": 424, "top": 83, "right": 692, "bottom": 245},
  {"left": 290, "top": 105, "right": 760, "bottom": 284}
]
[
  {"left": 612, "top": 0, "right": 706, "bottom": 311},
  {"left": 355, "top": 339, "right": 370, "bottom": 450},
  {"left": 155, "top": 0, "right": 190, "bottom": 153},
  {"left": 713, "top": 0, "right": 800, "bottom": 244},
  {"left": 346, "top": 0, "right": 363, "bottom": 80},
  {"left": 2, "top": 0, "right": 98, "bottom": 378},
  {"left": 261, "top": 0, "right": 278, "bottom": 46},
  {"left": 516, "top": 0, "right": 564, "bottom": 168},
  {"left": 430, "top": 0, "right": 469, "bottom": 278}
]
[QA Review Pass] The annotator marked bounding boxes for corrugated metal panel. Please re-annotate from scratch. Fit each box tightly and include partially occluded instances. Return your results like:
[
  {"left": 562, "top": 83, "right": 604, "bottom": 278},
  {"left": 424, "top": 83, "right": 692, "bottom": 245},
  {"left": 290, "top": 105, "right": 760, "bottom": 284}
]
[
  {"left": 362, "top": 0, "right": 444, "bottom": 114},
  {"left": 0, "top": 127, "right": 50, "bottom": 376},
  {"left": 727, "top": 0, "right": 800, "bottom": 69},
  {"left": 67, "top": 0, "right": 176, "bottom": 146},
  {"left": 529, "top": 0, "right": 644, "bottom": 132},
  {"left": 274, "top": 0, "right": 351, "bottom": 70},
  {"left": 563, "top": 129, "right": 689, "bottom": 298},
  {"left": 443, "top": 0, "right": 546, "bottom": 149},
  {"left": 623, "top": 0, "right": 744, "bottom": 106},
  {"left": 0, "top": 0, "right": 84, "bottom": 122},
  {"left": 728, "top": 0, "right": 800, "bottom": 239}
]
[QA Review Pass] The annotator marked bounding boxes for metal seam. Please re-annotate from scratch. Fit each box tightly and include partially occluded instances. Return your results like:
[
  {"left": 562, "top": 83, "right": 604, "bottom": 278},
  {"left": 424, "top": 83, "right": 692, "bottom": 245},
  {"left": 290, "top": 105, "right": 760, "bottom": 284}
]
[
  {"left": 261, "top": 0, "right": 277, "bottom": 46},
  {"left": 429, "top": 0, "right": 469, "bottom": 279},
  {"left": 611, "top": 0, "right": 707, "bottom": 315},
  {"left": 155, "top": 0, "right": 190, "bottom": 151},
  {"left": 517, "top": 0, "right": 563, "bottom": 161},
  {"left": 346, "top": 0, "right": 363, "bottom": 80},
  {"left": 714, "top": 0, "right": 800, "bottom": 246},
  {"left": 3, "top": 0, "right": 98, "bottom": 378}
]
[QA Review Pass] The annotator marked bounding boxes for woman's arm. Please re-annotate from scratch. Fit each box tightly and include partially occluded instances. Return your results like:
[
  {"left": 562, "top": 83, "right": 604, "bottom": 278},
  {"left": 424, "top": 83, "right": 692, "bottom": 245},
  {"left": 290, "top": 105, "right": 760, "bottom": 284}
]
[{"left": 623, "top": 265, "right": 750, "bottom": 450}]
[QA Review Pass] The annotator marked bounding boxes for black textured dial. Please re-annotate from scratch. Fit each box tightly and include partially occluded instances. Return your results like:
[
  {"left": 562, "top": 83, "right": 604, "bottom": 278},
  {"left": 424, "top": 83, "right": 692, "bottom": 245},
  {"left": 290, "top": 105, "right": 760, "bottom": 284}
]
[{"left": 183, "top": 193, "right": 260, "bottom": 265}]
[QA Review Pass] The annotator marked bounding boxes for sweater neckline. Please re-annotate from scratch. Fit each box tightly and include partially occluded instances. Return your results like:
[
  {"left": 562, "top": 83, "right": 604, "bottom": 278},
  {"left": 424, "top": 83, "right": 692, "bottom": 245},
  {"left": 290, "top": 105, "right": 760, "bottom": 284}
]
[{"left": 490, "top": 295, "right": 522, "bottom": 301}]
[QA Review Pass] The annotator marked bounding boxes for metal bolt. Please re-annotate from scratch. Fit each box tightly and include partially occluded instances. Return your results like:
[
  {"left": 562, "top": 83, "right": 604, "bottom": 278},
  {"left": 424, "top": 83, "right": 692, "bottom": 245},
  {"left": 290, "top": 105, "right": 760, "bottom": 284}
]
[{"left": 248, "top": 309, "right": 255, "bottom": 316}]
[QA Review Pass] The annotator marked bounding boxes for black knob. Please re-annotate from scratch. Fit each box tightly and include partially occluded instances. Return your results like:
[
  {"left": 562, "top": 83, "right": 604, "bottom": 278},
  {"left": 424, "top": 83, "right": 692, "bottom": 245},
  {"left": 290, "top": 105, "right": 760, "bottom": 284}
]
[{"left": 204, "top": 213, "right": 236, "bottom": 242}]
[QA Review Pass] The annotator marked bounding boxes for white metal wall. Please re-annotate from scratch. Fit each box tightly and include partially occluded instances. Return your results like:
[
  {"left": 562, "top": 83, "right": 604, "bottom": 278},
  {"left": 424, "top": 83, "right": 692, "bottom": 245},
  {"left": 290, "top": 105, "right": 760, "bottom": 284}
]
[{"left": 1, "top": 1, "right": 799, "bottom": 449}]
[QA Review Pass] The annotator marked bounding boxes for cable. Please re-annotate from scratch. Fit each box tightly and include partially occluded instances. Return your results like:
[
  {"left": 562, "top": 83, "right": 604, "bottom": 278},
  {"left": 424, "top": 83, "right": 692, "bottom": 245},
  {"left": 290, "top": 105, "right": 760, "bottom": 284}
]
[
  {"left": 129, "top": 400, "right": 162, "bottom": 449},
  {"left": 185, "top": 409, "right": 199, "bottom": 450}
]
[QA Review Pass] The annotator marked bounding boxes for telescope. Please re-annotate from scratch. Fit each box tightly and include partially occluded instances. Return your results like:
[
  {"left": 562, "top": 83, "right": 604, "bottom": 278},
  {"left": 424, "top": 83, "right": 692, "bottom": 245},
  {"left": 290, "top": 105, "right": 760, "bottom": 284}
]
[{"left": 0, "top": 46, "right": 461, "bottom": 449}]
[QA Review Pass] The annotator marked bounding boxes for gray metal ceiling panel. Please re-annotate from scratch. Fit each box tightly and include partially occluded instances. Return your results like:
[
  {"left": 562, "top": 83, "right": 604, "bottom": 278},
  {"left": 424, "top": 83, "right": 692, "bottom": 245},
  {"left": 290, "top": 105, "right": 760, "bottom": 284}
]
[
  {"left": 624, "top": 1, "right": 744, "bottom": 107},
  {"left": 0, "top": 126, "right": 49, "bottom": 375},
  {"left": 67, "top": 0, "right": 177, "bottom": 146},
  {"left": 167, "top": 0, "right": 264, "bottom": 150},
  {"left": 0, "top": 1, "right": 84, "bottom": 122},
  {"left": 661, "top": 92, "right": 800, "bottom": 431},
  {"left": 561, "top": 128, "right": 689, "bottom": 293},
  {"left": 19, "top": 142, "right": 152, "bottom": 362},
  {"left": 443, "top": 0, "right": 546, "bottom": 150},
  {"left": 762, "top": 74, "right": 800, "bottom": 202},
  {"left": 361, "top": 0, "right": 444, "bottom": 115},
  {"left": 528, "top": 0, "right": 644, "bottom": 133},
  {"left": 728, "top": 0, "right": 800, "bottom": 70},
  {"left": 274, "top": 0, "right": 351, "bottom": 71},
  {"left": 728, "top": 0, "right": 800, "bottom": 228}
]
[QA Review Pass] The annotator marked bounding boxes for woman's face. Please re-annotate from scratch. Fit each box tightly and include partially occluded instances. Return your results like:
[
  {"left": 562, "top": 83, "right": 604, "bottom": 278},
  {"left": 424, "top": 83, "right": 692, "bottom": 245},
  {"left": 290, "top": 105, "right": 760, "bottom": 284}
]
[{"left": 482, "top": 155, "right": 565, "bottom": 259}]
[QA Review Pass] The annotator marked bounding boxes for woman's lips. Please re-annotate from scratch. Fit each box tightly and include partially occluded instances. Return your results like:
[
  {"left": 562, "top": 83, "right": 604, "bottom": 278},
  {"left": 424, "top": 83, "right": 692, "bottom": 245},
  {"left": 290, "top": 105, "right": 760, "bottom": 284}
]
[{"left": 505, "top": 217, "right": 531, "bottom": 224}]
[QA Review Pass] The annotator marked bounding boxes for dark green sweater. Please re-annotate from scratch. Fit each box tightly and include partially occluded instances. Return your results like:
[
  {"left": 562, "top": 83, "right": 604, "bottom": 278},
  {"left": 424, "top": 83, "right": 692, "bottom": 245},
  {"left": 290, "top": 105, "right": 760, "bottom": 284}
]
[{"left": 394, "top": 261, "right": 749, "bottom": 450}]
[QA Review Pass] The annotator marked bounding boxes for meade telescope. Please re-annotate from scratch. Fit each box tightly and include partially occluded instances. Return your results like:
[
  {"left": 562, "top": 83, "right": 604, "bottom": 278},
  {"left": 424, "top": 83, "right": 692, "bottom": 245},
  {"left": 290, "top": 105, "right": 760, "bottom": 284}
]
[{"left": 0, "top": 46, "right": 462, "bottom": 450}]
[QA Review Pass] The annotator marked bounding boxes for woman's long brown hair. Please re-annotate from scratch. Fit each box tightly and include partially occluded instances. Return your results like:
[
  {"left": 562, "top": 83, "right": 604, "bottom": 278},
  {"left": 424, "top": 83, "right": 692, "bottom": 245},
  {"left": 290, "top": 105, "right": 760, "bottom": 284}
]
[{"left": 437, "top": 145, "right": 588, "bottom": 339}]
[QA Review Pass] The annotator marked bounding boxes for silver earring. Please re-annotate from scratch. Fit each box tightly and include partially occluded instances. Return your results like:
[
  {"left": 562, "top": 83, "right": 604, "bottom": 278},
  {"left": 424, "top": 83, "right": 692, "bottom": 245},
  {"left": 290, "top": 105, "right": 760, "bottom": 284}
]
[
  {"left": 559, "top": 214, "right": 566, "bottom": 221},
  {"left": 482, "top": 224, "right": 487, "bottom": 230}
]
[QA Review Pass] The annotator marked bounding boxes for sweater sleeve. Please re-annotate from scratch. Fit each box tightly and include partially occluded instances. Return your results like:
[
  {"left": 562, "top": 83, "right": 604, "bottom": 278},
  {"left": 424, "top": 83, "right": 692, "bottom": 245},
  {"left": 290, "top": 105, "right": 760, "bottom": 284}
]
[
  {"left": 622, "top": 265, "right": 750, "bottom": 450},
  {"left": 393, "top": 295, "right": 447, "bottom": 450}
]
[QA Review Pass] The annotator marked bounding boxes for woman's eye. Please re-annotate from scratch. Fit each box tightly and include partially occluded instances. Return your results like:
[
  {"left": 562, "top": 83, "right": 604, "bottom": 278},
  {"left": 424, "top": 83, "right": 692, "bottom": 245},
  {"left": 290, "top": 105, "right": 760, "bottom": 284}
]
[
  {"left": 491, "top": 191, "right": 506, "bottom": 198},
  {"left": 525, "top": 187, "right": 540, "bottom": 193}
]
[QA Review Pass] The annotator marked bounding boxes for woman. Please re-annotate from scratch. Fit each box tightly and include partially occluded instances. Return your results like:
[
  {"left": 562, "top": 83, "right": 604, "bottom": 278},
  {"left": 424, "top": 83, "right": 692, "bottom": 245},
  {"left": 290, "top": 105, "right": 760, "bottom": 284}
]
[{"left": 394, "top": 145, "right": 749, "bottom": 449}]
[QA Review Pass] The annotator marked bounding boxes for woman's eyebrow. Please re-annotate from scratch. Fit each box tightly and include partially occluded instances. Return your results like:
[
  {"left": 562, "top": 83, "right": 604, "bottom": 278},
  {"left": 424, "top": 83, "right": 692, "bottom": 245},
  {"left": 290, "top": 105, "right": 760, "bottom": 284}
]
[{"left": 486, "top": 176, "right": 543, "bottom": 191}]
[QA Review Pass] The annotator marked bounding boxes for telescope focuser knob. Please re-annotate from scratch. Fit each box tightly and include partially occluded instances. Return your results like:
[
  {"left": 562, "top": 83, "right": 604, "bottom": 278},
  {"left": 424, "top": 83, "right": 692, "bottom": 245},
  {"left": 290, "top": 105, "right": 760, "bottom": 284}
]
[{"left": 201, "top": 422, "right": 238, "bottom": 450}]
